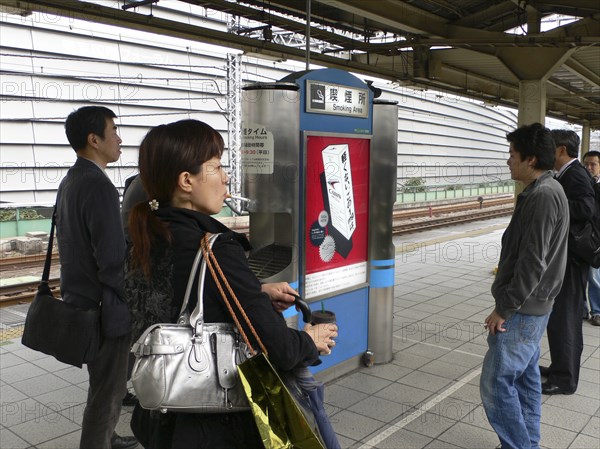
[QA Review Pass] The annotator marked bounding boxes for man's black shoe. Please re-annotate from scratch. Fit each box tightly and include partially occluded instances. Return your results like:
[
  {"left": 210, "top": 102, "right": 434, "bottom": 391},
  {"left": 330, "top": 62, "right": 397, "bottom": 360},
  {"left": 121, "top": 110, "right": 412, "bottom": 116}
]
[
  {"left": 541, "top": 381, "right": 575, "bottom": 395},
  {"left": 122, "top": 391, "right": 138, "bottom": 406},
  {"left": 538, "top": 365, "right": 550, "bottom": 377},
  {"left": 111, "top": 434, "right": 138, "bottom": 449}
]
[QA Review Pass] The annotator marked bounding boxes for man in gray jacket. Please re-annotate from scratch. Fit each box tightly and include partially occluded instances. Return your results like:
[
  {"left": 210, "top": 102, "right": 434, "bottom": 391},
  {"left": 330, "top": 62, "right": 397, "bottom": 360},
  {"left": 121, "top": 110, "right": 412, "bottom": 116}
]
[{"left": 480, "top": 123, "right": 569, "bottom": 449}]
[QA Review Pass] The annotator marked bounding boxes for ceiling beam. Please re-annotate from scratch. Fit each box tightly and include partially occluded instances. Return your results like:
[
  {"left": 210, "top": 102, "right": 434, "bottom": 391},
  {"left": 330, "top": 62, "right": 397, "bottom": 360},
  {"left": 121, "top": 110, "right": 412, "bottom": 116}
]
[
  {"left": 0, "top": 0, "right": 409, "bottom": 81},
  {"left": 316, "top": 0, "right": 444, "bottom": 36},
  {"left": 374, "top": 35, "right": 598, "bottom": 50},
  {"left": 496, "top": 47, "right": 576, "bottom": 81},
  {"left": 547, "top": 78, "right": 600, "bottom": 110},
  {"left": 563, "top": 58, "right": 600, "bottom": 88},
  {"left": 316, "top": 0, "right": 505, "bottom": 40},
  {"left": 184, "top": 0, "right": 361, "bottom": 47},
  {"left": 234, "top": 0, "right": 368, "bottom": 35},
  {"left": 532, "top": 0, "right": 600, "bottom": 15},
  {"left": 422, "top": 0, "right": 465, "bottom": 18},
  {"left": 544, "top": 14, "right": 600, "bottom": 37},
  {"left": 353, "top": 50, "right": 598, "bottom": 126},
  {"left": 451, "top": 2, "right": 517, "bottom": 28},
  {"left": 3, "top": 0, "right": 596, "bottom": 127}
]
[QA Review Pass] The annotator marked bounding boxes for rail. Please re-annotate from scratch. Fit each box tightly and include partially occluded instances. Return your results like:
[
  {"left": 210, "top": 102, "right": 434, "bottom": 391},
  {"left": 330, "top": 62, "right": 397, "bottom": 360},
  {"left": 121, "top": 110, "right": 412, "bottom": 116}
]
[
  {"left": 0, "top": 253, "right": 59, "bottom": 270},
  {"left": 0, "top": 278, "right": 60, "bottom": 307}
]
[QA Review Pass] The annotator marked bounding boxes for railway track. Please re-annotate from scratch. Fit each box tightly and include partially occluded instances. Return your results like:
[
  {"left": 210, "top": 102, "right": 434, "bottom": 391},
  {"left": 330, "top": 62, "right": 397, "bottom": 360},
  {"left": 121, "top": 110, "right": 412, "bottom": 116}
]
[
  {"left": 0, "top": 198, "right": 514, "bottom": 307},
  {"left": 0, "top": 253, "right": 59, "bottom": 270},
  {"left": 394, "top": 197, "right": 513, "bottom": 220},
  {"left": 393, "top": 205, "right": 513, "bottom": 234},
  {"left": 0, "top": 278, "right": 60, "bottom": 307}
]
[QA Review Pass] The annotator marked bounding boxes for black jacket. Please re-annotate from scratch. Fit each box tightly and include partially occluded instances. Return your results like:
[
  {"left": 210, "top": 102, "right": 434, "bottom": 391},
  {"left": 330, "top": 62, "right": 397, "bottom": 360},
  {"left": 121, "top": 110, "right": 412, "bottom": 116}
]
[
  {"left": 556, "top": 160, "right": 596, "bottom": 258},
  {"left": 125, "top": 207, "right": 320, "bottom": 449},
  {"left": 56, "top": 157, "right": 130, "bottom": 337},
  {"left": 125, "top": 206, "right": 319, "bottom": 371}
]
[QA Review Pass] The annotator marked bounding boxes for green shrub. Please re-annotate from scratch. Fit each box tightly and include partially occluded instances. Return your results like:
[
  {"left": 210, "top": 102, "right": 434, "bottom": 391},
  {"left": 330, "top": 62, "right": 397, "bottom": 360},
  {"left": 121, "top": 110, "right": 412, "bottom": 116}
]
[
  {"left": 401, "top": 177, "right": 427, "bottom": 193},
  {"left": 0, "top": 209, "right": 16, "bottom": 221},
  {"left": 19, "top": 209, "right": 45, "bottom": 220}
]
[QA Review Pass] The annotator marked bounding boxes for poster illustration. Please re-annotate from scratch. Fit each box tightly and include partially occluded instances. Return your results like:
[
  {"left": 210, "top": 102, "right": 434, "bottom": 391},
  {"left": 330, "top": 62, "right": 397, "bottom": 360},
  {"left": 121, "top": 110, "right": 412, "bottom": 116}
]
[{"left": 305, "top": 135, "right": 370, "bottom": 298}]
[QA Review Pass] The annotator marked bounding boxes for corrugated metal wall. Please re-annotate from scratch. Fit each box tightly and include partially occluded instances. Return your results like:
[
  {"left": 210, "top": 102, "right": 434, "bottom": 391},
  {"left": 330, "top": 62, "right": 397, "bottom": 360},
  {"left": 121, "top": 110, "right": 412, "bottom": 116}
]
[{"left": 0, "top": 5, "right": 517, "bottom": 203}]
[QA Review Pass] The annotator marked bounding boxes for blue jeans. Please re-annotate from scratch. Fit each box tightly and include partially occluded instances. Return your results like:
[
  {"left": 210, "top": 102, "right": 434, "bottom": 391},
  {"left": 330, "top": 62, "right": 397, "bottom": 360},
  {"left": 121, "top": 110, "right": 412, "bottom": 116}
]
[
  {"left": 294, "top": 368, "right": 341, "bottom": 449},
  {"left": 588, "top": 267, "right": 600, "bottom": 316},
  {"left": 480, "top": 313, "right": 550, "bottom": 449}
]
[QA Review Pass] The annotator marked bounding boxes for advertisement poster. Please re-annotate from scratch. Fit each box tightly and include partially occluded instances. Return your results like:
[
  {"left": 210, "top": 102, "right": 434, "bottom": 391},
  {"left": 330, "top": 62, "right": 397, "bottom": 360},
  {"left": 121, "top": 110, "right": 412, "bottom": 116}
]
[{"left": 305, "top": 135, "right": 370, "bottom": 299}]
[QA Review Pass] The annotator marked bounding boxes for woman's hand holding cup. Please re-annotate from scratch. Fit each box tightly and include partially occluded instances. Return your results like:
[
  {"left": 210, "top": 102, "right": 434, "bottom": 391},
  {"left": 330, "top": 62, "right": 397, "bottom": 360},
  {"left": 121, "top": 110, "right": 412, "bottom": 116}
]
[{"left": 304, "top": 322, "right": 338, "bottom": 355}]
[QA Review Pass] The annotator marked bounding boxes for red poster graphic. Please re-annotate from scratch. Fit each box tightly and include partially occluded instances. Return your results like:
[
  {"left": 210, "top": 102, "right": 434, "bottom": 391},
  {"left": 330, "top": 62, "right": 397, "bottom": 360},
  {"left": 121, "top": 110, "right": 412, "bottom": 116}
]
[{"left": 304, "top": 136, "right": 369, "bottom": 298}]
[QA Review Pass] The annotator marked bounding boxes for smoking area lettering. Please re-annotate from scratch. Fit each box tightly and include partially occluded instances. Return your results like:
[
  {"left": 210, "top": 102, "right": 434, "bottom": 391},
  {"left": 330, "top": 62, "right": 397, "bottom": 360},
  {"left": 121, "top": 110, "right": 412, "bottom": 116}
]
[{"left": 306, "top": 81, "right": 369, "bottom": 118}]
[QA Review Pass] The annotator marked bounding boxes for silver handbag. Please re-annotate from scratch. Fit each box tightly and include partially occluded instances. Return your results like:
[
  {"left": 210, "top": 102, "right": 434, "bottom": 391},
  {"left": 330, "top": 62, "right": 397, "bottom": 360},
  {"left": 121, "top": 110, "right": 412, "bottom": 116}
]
[{"left": 130, "top": 234, "right": 251, "bottom": 413}]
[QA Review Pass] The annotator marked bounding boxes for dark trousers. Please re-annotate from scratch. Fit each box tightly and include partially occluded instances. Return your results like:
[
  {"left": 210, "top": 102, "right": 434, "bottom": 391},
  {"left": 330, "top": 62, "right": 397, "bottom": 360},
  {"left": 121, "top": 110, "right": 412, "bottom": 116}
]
[
  {"left": 546, "top": 259, "right": 587, "bottom": 392},
  {"left": 80, "top": 333, "right": 131, "bottom": 449},
  {"left": 131, "top": 406, "right": 262, "bottom": 449}
]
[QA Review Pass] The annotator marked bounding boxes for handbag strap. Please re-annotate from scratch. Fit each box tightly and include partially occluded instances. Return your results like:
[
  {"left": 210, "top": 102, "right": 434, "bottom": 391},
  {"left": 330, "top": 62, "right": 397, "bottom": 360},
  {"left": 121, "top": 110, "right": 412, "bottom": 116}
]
[
  {"left": 176, "top": 245, "right": 204, "bottom": 321},
  {"left": 200, "top": 233, "right": 268, "bottom": 356},
  {"left": 188, "top": 233, "right": 219, "bottom": 330},
  {"left": 178, "top": 233, "right": 219, "bottom": 324},
  {"left": 41, "top": 205, "right": 57, "bottom": 285}
]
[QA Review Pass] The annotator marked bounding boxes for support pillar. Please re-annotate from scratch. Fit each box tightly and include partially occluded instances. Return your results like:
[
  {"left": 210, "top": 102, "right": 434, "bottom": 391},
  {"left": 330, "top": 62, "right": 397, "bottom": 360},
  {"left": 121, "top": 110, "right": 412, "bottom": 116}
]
[
  {"left": 581, "top": 121, "right": 591, "bottom": 158},
  {"left": 497, "top": 47, "right": 573, "bottom": 195},
  {"left": 513, "top": 80, "right": 546, "bottom": 195},
  {"left": 518, "top": 80, "right": 546, "bottom": 126}
]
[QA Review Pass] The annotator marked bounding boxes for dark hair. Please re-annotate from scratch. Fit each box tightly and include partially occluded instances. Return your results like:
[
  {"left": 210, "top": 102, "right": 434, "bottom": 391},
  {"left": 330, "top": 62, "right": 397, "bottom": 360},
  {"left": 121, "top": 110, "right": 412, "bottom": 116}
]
[
  {"left": 65, "top": 106, "right": 117, "bottom": 152},
  {"left": 551, "top": 129, "right": 580, "bottom": 158},
  {"left": 129, "top": 119, "right": 224, "bottom": 276},
  {"left": 506, "top": 122, "right": 555, "bottom": 170},
  {"left": 583, "top": 150, "right": 600, "bottom": 162}
]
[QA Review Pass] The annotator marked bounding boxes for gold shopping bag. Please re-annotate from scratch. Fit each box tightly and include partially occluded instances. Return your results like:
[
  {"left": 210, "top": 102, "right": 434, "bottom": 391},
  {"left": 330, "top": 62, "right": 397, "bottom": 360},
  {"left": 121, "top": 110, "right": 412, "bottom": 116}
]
[
  {"left": 200, "top": 233, "right": 326, "bottom": 449},
  {"left": 238, "top": 353, "right": 325, "bottom": 449}
]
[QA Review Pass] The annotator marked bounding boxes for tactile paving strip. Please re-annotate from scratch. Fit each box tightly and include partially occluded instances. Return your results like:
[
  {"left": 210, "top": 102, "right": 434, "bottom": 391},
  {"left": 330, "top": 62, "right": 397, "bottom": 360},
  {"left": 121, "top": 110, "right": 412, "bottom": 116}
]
[{"left": 0, "top": 325, "right": 24, "bottom": 343}]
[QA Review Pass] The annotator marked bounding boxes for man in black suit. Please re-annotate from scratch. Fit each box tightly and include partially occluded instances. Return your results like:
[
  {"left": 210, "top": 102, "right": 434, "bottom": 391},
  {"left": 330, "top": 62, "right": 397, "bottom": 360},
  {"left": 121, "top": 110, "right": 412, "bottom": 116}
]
[
  {"left": 57, "top": 106, "right": 138, "bottom": 449},
  {"left": 541, "top": 129, "right": 596, "bottom": 395}
]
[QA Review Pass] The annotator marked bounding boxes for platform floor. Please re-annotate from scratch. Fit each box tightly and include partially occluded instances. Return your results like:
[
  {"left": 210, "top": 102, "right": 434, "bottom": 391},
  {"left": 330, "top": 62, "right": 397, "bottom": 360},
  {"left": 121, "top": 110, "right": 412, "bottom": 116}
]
[{"left": 1, "top": 217, "right": 599, "bottom": 448}]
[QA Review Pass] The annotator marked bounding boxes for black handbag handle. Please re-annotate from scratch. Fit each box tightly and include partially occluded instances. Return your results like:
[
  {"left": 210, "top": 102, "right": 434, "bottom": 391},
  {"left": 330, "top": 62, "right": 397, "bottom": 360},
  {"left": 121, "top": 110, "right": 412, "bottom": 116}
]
[{"left": 41, "top": 205, "right": 57, "bottom": 286}]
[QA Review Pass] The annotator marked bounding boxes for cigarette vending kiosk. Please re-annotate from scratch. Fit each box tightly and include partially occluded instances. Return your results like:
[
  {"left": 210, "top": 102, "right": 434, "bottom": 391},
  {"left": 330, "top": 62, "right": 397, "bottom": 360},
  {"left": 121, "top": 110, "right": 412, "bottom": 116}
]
[{"left": 241, "top": 68, "right": 397, "bottom": 378}]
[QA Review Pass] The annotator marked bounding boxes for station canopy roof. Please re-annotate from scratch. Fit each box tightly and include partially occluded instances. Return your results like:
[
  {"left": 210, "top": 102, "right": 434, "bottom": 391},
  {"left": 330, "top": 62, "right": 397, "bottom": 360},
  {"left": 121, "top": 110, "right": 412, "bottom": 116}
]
[{"left": 4, "top": 0, "right": 599, "bottom": 128}]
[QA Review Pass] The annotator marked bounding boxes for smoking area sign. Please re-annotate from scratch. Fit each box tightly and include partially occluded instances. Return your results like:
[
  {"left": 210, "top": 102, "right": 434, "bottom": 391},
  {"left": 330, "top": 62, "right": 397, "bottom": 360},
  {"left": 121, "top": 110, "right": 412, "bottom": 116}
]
[{"left": 306, "top": 80, "right": 369, "bottom": 118}]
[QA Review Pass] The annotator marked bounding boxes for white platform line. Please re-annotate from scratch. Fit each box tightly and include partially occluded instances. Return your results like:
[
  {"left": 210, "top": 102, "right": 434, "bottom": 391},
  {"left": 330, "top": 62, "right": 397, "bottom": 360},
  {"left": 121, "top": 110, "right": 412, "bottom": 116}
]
[
  {"left": 399, "top": 336, "right": 485, "bottom": 358},
  {"left": 356, "top": 336, "right": 485, "bottom": 449},
  {"left": 358, "top": 367, "right": 482, "bottom": 449}
]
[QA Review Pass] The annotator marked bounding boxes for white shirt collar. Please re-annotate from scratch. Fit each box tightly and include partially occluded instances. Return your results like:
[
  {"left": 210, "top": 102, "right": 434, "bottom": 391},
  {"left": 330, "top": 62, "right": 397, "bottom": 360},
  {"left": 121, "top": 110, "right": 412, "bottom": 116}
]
[{"left": 555, "top": 158, "right": 577, "bottom": 179}]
